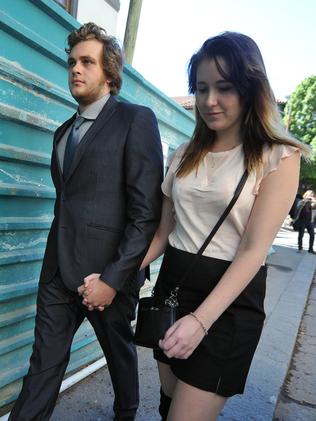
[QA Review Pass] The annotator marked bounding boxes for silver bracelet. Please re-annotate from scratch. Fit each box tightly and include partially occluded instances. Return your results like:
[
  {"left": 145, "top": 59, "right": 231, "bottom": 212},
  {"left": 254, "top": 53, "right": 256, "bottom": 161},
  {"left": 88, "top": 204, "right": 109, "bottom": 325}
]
[{"left": 189, "top": 312, "right": 208, "bottom": 336}]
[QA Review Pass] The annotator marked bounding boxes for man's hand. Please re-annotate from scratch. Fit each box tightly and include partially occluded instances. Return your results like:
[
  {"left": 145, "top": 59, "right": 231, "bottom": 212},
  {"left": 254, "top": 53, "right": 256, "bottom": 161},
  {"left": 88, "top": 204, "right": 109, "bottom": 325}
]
[{"left": 78, "top": 273, "right": 117, "bottom": 311}]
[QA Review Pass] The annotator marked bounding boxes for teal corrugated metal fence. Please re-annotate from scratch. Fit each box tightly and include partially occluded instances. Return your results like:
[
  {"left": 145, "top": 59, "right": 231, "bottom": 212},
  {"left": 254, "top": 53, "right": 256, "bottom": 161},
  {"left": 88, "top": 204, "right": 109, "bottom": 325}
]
[{"left": 0, "top": 0, "right": 194, "bottom": 409}]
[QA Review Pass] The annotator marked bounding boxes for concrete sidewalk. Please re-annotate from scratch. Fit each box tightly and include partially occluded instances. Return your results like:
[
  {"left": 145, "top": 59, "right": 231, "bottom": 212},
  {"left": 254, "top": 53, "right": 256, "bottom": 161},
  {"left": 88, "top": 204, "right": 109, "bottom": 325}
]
[
  {"left": 273, "top": 269, "right": 316, "bottom": 420},
  {"left": 2, "top": 228, "right": 316, "bottom": 420}
]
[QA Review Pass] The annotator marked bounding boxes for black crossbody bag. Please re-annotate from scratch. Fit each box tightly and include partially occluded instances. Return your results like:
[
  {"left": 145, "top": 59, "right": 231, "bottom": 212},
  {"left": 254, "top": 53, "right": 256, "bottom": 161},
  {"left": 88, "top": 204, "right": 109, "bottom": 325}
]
[{"left": 134, "top": 170, "right": 248, "bottom": 349}]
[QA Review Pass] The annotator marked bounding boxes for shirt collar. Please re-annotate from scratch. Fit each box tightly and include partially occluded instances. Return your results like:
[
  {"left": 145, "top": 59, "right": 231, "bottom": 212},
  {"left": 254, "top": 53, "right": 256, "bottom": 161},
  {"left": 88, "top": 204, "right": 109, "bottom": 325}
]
[{"left": 78, "top": 93, "right": 111, "bottom": 120}]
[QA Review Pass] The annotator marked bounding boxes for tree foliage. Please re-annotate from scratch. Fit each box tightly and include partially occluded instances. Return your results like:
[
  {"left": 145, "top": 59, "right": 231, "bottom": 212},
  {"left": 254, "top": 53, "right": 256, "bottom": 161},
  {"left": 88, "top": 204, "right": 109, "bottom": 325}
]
[
  {"left": 283, "top": 75, "right": 316, "bottom": 146},
  {"left": 284, "top": 76, "right": 316, "bottom": 187}
]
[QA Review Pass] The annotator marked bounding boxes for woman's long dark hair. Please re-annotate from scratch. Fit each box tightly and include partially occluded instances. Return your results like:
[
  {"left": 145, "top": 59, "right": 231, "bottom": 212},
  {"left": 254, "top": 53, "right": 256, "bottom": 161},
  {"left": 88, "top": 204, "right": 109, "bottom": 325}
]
[{"left": 177, "top": 32, "right": 309, "bottom": 177}]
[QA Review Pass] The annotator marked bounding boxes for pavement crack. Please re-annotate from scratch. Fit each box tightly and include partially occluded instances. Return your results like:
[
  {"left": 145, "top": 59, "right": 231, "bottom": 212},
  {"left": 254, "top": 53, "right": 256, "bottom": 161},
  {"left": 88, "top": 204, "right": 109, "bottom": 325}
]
[{"left": 278, "top": 392, "right": 316, "bottom": 409}]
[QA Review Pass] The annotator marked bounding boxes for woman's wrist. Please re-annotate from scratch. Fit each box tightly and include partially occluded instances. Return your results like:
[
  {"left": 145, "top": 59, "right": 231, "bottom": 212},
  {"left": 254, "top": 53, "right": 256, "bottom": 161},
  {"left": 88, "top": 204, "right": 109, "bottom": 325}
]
[{"left": 189, "top": 312, "right": 208, "bottom": 336}]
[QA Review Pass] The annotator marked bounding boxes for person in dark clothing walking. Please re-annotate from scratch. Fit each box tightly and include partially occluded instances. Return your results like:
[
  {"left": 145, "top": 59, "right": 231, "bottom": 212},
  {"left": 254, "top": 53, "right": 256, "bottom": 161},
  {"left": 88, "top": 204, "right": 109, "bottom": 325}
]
[
  {"left": 296, "top": 190, "right": 316, "bottom": 254},
  {"left": 9, "top": 23, "right": 163, "bottom": 421}
]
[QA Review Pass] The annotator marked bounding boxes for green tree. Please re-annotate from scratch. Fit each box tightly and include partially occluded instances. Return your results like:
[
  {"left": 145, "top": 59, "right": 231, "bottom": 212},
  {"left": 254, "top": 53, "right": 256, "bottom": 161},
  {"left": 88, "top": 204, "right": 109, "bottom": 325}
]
[
  {"left": 284, "top": 76, "right": 316, "bottom": 188},
  {"left": 284, "top": 75, "right": 316, "bottom": 144}
]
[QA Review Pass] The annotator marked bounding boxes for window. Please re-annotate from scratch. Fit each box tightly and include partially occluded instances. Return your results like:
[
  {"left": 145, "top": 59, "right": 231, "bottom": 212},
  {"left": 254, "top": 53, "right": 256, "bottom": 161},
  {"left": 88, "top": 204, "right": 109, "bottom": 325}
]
[{"left": 54, "top": 0, "right": 78, "bottom": 17}]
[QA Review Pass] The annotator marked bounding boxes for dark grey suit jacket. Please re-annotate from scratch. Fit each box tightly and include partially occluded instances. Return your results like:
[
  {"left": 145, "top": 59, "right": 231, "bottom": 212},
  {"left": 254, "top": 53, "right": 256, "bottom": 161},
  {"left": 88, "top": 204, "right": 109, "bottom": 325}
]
[{"left": 40, "top": 96, "right": 163, "bottom": 292}]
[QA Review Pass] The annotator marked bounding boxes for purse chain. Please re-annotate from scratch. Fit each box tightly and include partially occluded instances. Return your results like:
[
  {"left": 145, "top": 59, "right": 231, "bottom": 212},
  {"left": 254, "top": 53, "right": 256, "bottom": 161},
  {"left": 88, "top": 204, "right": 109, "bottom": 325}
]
[{"left": 164, "top": 287, "right": 179, "bottom": 308}]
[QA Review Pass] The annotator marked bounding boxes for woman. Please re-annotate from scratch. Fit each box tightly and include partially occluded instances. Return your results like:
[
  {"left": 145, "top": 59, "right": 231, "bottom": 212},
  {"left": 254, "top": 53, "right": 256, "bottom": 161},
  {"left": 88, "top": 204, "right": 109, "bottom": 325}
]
[
  {"left": 296, "top": 190, "right": 316, "bottom": 253},
  {"left": 140, "top": 32, "right": 309, "bottom": 421}
]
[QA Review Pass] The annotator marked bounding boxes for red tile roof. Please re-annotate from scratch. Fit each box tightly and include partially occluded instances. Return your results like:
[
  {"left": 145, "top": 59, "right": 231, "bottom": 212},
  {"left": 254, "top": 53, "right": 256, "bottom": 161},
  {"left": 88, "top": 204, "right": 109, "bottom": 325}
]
[
  {"left": 173, "top": 96, "right": 286, "bottom": 109},
  {"left": 172, "top": 96, "right": 195, "bottom": 110}
]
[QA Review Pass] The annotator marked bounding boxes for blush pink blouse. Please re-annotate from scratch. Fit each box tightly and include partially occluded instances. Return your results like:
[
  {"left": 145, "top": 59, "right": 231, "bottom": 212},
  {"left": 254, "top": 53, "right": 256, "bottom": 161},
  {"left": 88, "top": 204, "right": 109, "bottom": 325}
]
[{"left": 162, "top": 142, "right": 298, "bottom": 261}]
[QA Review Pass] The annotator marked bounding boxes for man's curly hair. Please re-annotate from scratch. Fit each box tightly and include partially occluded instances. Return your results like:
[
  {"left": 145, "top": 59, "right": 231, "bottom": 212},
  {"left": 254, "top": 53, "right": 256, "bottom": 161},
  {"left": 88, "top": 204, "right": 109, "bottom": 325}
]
[{"left": 66, "top": 22, "right": 123, "bottom": 95}]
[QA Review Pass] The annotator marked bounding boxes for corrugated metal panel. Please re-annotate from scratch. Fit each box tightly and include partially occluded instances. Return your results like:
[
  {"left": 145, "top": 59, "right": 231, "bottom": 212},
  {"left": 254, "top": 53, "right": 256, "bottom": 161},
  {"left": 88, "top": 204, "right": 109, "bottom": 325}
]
[{"left": 0, "top": 0, "right": 195, "bottom": 409}]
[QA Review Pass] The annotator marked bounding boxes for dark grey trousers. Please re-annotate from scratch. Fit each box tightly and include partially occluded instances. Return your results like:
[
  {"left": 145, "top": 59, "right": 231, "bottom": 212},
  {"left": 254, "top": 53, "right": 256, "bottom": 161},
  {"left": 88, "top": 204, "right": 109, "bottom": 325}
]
[{"left": 9, "top": 273, "right": 139, "bottom": 420}]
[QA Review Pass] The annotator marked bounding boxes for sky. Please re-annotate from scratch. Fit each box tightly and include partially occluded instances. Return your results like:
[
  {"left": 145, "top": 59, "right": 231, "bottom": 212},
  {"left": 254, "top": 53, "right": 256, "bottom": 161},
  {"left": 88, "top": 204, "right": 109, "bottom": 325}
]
[{"left": 116, "top": 0, "right": 316, "bottom": 100}]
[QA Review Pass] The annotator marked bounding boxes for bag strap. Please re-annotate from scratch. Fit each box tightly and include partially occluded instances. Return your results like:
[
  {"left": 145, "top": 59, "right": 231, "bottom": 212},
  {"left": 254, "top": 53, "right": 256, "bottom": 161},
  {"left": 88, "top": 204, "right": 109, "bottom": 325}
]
[{"left": 176, "top": 169, "right": 249, "bottom": 288}]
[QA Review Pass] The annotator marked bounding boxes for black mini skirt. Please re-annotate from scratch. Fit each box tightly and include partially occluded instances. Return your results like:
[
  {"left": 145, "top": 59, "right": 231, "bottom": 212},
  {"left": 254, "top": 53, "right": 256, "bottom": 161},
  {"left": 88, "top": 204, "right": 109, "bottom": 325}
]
[{"left": 153, "top": 244, "right": 267, "bottom": 397}]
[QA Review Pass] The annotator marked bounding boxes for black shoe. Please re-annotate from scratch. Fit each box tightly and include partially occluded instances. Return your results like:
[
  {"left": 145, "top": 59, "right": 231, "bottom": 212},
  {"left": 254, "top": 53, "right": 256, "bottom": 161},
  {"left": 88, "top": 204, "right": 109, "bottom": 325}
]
[{"left": 308, "top": 249, "right": 316, "bottom": 254}]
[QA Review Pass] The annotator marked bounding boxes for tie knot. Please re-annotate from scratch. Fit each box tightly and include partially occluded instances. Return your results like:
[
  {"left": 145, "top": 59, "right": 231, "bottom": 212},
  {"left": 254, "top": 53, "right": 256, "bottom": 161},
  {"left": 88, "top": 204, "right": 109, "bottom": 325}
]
[{"left": 73, "top": 116, "right": 85, "bottom": 130}]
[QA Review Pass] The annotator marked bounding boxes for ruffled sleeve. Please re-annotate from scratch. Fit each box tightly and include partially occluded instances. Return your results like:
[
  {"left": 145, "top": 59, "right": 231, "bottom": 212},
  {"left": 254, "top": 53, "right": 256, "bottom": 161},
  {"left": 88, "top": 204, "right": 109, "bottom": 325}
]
[
  {"left": 161, "top": 142, "right": 188, "bottom": 197},
  {"left": 253, "top": 144, "right": 300, "bottom": 195}
]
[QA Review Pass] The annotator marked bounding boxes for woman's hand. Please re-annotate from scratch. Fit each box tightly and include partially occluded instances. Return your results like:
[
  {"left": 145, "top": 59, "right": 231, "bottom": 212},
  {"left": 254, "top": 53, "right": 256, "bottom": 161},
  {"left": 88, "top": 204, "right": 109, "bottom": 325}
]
[
  {"left": 78, "top": 274, "right": 113, "bottom": 312},
  {"left": 159, "top": 314, "right": 207, "bottom": 359}
]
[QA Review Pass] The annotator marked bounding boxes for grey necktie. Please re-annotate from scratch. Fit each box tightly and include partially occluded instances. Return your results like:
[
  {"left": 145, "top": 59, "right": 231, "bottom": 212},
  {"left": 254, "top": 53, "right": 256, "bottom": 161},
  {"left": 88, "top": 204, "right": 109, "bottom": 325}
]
[{"left": 63, "top": 115, "right": 85, "bottom": 179}]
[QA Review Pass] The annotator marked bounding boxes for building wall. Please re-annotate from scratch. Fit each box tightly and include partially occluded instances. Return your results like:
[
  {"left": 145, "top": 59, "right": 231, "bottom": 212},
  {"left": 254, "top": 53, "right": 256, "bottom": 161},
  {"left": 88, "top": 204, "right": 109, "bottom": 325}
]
[
  {"left": 0, "top": 0, "right": 194, "bottom": 409},
  {"left": 77, "top": 0, "right": 118, "bottom": 35}
]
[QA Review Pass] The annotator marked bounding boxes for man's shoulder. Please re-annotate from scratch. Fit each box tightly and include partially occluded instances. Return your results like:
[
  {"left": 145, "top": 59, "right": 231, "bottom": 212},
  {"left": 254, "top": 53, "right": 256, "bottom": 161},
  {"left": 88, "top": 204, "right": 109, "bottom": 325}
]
[{"left": 116, "top": 100, "right": 155, "bottom": 118}]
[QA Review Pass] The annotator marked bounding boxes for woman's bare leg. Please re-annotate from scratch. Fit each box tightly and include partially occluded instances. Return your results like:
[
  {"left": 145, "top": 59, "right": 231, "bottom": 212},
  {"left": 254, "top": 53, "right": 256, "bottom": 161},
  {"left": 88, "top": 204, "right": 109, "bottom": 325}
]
[
  {"left": 167, "top": 379, "right": 227, "bottom": 421},
  {"left": 157, "top": 361, "right": 177, "bottom": 396},
  {"left": 156, "top": 362, "right": 177, "bottom": 420}
]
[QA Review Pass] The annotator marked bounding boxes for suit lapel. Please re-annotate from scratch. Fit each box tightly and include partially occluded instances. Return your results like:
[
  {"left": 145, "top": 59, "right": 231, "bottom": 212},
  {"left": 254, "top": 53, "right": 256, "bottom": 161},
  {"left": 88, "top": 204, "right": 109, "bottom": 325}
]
[
  {"left": 52, "top": 114, "right": 76, "bottom": 184},
  {"left": 64, "top": 96, "right": 118, "bottom": 182}
]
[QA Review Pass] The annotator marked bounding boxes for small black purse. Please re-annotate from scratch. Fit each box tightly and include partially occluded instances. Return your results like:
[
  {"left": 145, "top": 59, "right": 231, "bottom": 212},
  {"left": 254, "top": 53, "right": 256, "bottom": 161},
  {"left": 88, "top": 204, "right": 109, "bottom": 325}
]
[
  {"left": 134, "top": 170, "right": 248, "bottom": 349},
  {"left": 133, "top": 292, "right": 179, "bottom": 349}
]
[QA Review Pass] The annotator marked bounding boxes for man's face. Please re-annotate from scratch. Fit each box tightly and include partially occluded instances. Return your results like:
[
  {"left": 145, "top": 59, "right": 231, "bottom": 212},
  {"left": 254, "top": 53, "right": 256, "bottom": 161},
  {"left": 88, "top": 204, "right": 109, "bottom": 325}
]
[{"left": 68, "top": 39, "right": 111, "bottom": 106}]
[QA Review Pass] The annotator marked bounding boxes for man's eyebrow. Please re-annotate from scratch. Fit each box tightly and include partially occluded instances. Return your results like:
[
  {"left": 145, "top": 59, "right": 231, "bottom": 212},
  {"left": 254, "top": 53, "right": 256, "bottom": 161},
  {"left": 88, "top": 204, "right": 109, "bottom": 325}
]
[
  {"left": 80, "top": 55, "right": 96, "bottom": 61},
  {"left": 67, "top": 55, "right": 96, "bottom": 62}
]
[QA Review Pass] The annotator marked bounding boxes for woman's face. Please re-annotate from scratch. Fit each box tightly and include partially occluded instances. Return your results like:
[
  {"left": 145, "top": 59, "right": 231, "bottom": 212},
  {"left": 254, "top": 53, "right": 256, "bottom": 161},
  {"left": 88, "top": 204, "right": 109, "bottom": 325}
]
[{"left": 195, "top": 58, "right": 243, "bottom": 137}]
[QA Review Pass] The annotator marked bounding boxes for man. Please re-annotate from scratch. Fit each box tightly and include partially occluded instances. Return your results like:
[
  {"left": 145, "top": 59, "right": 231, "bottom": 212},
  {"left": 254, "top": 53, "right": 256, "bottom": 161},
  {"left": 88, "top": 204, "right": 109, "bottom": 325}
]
[
  {"left": 296, "top": 190, "right": 316, "bottom": 254},
  {"left": 9, "top": 23, "right": 163, "bottom": 421}
]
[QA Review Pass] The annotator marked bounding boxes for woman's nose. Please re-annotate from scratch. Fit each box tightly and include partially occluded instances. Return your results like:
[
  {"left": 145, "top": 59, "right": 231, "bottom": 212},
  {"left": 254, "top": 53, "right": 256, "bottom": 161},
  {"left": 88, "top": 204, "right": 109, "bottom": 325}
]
[{"left": 206, "top": 90, "right": 218, "bottom": 106}]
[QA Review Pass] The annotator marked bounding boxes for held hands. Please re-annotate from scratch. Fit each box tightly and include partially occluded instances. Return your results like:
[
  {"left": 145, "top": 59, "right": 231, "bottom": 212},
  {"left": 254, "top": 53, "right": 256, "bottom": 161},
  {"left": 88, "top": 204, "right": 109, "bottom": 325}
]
[
  {"left": 77, "top": 273, "right": 117, "bottom": 312},
  {"left": 159, "top": 313, "right": 208, "bottom": 359}
]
